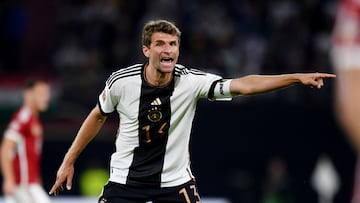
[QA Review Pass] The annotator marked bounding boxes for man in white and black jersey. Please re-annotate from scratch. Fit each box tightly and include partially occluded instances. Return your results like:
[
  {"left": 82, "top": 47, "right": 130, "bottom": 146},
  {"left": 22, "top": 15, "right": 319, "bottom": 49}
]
[{"left": 49, "top": 20, "right": 336, "bottom": 203}]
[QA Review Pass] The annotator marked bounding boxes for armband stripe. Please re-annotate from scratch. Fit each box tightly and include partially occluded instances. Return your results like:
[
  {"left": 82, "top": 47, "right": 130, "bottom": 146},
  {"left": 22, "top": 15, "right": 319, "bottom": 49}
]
[{"left": 208, "top": 79, "right": 221, "bottom": 100}]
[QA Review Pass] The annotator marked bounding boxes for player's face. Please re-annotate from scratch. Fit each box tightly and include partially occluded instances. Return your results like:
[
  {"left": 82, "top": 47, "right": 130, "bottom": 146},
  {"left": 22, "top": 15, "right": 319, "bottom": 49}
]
[
  {"left": 31, "top": 83, "right": 50, "bottom": 112},
  {"left": 143, "top": 32, "right": 179, "bottom": 73}
]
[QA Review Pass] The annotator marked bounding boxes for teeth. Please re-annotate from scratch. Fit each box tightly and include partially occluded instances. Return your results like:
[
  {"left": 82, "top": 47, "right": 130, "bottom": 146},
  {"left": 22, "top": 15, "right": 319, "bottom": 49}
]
[{"left": 161, "top": 58, "right": 172, "bottom": 62}]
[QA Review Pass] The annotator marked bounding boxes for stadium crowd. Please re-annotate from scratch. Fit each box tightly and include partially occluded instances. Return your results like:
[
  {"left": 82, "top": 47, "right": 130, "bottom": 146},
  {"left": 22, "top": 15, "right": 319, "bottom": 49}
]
[{"left": 0, "top": 0, "right": 336, "bottom": 107}]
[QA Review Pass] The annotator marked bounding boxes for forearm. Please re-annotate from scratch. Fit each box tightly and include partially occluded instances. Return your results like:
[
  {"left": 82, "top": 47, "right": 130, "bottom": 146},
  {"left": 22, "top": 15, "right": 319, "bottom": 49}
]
[
  {"left": 230, "top": 74, "right": 300, "bottom": 95},
  {"left": 62, "top": 105, "right": 107, "bottom": 165},
  {"left": 1, "top": 149, "right": 16, "bottom": 195},
  {"left": 0, "top": 140, "right": 16, "bottom": 183},
  {"left": 1, "top": 153, "right": 15, "bottom": 183}
]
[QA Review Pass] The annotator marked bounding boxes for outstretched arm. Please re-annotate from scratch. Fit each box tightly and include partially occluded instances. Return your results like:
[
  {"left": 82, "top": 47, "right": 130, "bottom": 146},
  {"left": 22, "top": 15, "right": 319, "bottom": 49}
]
[
  {"left": 49, "top": 104, "right": 107, "bottom": 195},
  {"left": 230, "top": 73, "right": 336, "bottom": 95}
]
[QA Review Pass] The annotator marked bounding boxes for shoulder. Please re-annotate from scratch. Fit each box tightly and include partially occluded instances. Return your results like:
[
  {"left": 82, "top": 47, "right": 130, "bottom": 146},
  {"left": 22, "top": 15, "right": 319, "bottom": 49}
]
[
  {"left": 15, "top": 107, "right": 32, "bottom": 123},
  {"left": 106, "top": 64, "right": 143, "bottom": 88},
  {"left": 174, "top": 64, "right": 207, "bottom": 77},
  {"left": 7, "top": 107, "right": 32, "bottom": 131}
]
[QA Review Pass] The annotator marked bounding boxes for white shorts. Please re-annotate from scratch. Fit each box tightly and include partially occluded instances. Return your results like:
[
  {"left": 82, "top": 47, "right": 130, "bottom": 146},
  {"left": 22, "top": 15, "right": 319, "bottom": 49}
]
[
  {"left": 331, "top": 46, "right": 360, "bottom": 70},
  {"left": 4, "top": 184, "right": 51, "bottom": 203}
]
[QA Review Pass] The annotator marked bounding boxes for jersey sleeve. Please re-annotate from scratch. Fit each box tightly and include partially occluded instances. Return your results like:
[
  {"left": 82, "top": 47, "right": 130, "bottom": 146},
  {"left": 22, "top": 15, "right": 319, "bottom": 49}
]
[
  {"left": 98, "top": 83, "right": 118, "bottom": 116},
  {"left": 193, "top": 71, "right": 233, "bottom": 101},
  {"left": 4, "top": 108, "right": 30, "bottom": 143},
  {"left": 208, "top": 79, "right": 233, "bottom": 101},
  {"left": 4, "top": 122, "right": 23, "bottom": 143}
]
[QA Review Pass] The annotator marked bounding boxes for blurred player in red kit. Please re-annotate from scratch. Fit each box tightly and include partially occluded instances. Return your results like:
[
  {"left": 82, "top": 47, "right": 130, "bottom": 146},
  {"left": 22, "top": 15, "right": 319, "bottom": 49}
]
[
  {"left": 332, "top": 0, "right": 360, "bottom": 202},
  {"left": 1, "top": 79, "right": 51, "bottom": 203}
]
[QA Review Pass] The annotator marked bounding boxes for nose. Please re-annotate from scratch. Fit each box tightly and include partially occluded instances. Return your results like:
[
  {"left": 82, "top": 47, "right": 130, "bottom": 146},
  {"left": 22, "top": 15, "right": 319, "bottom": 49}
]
[{"left": 162, "top": 43, "right": 172, "bottom": 53}]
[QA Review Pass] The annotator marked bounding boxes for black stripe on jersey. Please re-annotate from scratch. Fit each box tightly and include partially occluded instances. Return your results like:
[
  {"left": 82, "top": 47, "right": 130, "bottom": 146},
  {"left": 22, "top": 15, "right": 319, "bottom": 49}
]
[
  {"left": 108, "top": 72, "right": 141, "bottom": 88},
  {"left": 106, "top": 64, "right": 142, "bottom": 88},
  {"left": 208, "top": 79, "right": 221, "bottom": 100},
  {"left": 174, "top": 66, "right": 206, "bottom": 76},
  {"left": 126, "top": 67, "right": 175, "bottom": 187},
  {"left": 107, "top": 64, "right": 142, "bottom": 79},
  {"left": 106, "top": 64, "right": 142, "bottom": 84},
  {"left": 189, "top": 69, "right": 206, "bottom": 75},
  {"left": 174, "top": 64, "right": 190, "bottom": 75},
  {"left": 174, "top": 71, "right": 185, "bottom": 76}
]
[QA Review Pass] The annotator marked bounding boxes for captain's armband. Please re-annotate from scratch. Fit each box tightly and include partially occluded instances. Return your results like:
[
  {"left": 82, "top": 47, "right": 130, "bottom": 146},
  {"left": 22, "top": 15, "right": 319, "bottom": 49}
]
[{"left": 208, "top": 79, "right": 233, "bottom": 101}]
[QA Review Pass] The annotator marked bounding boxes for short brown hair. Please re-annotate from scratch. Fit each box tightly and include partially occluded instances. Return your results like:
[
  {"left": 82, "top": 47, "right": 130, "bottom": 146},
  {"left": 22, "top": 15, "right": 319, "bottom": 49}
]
[
  {"left": 23, "top": 78, "right": 48, "bottom": 90},
  {"left": 142, "top": 20, "right": 181, "bottom": 48}
]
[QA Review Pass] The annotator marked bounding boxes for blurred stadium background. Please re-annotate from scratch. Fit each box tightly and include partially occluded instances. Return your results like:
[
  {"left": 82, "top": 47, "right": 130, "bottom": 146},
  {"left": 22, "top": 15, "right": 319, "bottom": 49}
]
[
  {"left": 0, "top": 197, "right": 230, "bottom": 203},
  {"left": 0, "top": 0, "right": 356, "bottom": 202}
]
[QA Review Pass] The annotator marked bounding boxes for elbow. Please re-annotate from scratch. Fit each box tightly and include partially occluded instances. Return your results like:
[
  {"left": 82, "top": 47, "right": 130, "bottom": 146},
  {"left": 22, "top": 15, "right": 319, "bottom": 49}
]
[
  {"left": 239, "top": 89, "right": 254, "bottom": 95},
  {"left": 97, "top": 115, "right": 107, "bottom": 124},
  {"left": 236, "top": 86, "right": 257, "bottom": 95},
  {"left": 91, "top": 105, "right": 107, "bottom": 124},
  {"left": 231, "top": 77, "right": 258, "bottom": 95},
  {"left": 94, "top": 111, "right": 107, "bottom": 124}
]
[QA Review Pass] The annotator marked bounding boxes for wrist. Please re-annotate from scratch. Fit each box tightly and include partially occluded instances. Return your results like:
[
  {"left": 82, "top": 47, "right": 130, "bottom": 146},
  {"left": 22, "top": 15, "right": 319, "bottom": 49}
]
[
  {"left": 63, "top": 151, "right": 78, "bottom": 166},
  {"left": 4, "top": 178, "right": 15, "bottom": 184},
  {"left": 290, "top": 73, "right": 302, "bottom": 83}
]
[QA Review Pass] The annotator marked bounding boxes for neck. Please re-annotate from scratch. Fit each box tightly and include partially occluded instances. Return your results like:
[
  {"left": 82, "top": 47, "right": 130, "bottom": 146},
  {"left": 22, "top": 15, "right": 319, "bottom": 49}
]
[
  {"left": 24, "top": 103, "right": 38, "bottom": 116},
  {"left": 144, "top": 64, "right": 172, "bottom": 87}
]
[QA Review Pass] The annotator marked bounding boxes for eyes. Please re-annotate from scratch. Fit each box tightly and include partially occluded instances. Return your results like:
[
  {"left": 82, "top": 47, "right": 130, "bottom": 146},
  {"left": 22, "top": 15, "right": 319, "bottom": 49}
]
[{"left": 154, "top": 40, "right": 178, "bottom": 48}]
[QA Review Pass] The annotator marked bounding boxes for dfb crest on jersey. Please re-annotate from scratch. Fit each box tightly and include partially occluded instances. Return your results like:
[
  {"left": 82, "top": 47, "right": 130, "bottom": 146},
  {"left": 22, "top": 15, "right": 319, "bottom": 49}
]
[
  {"left": 148, "top": 97, "right": 162, "bottom": 122},
  {"left": 99, "top": 197, "right": 107, "bottom": 203}
]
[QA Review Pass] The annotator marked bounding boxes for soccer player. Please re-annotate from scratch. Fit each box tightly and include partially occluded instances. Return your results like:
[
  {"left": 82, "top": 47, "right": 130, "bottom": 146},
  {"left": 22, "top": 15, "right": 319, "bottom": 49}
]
[
  {"left": 1, "top": 79, "right": 51, "bottom": 203},
  {"left": 331, "top": 0, "right": 360, "bottom": 202},
  {"left": 49, "top": 20, "right": 335, "bottom": 203}
]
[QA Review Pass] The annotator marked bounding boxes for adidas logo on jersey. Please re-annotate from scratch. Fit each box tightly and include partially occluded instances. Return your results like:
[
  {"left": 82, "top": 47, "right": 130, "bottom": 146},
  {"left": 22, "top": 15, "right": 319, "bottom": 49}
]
[
  {"left": 148, "top": 98, "right": 162, "bottom": 122},
  {"left": 151, "top": 98, "right": 162, "bottom": 106}
]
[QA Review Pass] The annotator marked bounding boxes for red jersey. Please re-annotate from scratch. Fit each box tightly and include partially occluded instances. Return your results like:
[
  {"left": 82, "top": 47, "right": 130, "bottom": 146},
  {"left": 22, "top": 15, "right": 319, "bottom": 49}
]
[
  {"left": 333, "top": 0, "right": 360, "bottom": 45},
  {"left": 4, "top": 106, "right": 43, "bottom": 185}
]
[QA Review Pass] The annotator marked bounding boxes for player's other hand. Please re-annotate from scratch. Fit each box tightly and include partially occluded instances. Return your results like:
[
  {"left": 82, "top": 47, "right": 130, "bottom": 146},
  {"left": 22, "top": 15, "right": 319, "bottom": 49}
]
[
  {"left": 298, "top": 73, "right": 336, "bottom": 89},
  {"left": 49, "top": 162, "right": 74, "bottom": 196}
]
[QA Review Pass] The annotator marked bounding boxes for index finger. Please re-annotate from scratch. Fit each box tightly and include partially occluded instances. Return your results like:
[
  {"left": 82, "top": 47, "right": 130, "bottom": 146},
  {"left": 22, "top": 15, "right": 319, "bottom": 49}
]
[
  {"left": 317, "top": 73, "right": 336, "bottom": 78},
  {"left": 49, "top": 179, "right": 64, "bottom": 195}
]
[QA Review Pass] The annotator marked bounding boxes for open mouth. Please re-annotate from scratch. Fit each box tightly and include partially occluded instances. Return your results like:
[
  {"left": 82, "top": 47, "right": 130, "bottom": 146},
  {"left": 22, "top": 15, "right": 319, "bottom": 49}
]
[{"left": 160, "top": 57, "right": 174, "bottom": 64}]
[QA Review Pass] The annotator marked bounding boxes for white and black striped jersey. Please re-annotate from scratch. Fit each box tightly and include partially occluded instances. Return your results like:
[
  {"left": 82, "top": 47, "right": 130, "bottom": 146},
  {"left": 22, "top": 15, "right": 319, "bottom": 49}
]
[{"left": 98, "top": 63, "right": 232, "bottom": 188}]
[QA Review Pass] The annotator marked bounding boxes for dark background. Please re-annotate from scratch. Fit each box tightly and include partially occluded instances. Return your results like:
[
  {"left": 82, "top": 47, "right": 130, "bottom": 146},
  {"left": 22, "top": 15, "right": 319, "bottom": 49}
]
[{"left": 0, "top": 0, "right": 356, "bottom": 202}]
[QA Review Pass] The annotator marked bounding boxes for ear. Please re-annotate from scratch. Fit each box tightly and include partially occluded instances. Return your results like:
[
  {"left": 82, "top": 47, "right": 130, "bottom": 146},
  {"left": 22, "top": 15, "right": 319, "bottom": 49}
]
[{"left": 142, "top": 45, "right": 150, "bottom": 58}]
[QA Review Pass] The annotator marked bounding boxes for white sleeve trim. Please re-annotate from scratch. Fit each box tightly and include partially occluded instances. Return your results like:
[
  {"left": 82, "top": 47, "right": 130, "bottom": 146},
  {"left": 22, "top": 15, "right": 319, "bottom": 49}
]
[
  {"left": 332, "top": 46, "right": 360, "bottom": 70},
  {"left": 98, "top": 87, "right": 115, "bottom": 115},
  {"left": 4, "top": 129, "right": 22, "bottom": 143},
  {"left": 212, "top": 79, "right": 233, "bottom": 101}
]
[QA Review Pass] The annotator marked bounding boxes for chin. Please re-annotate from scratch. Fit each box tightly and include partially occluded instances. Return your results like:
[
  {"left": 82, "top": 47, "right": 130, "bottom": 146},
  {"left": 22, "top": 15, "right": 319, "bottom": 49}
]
[
  {"left": 162, "top": 69, "right": 174, "bottom": 73},
  {"left": 160, "top": 66, "right": 175, "bottom": 73},
  {"left": 38, "top": 106, "right": 49, "bottom": 112}
]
